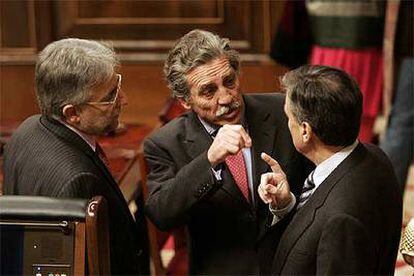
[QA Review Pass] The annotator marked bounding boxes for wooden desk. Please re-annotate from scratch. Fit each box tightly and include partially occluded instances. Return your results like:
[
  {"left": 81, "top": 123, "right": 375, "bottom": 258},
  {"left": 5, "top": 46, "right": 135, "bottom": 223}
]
[{"left": 0, "top": 120, "right": 152, "bottom": 202}]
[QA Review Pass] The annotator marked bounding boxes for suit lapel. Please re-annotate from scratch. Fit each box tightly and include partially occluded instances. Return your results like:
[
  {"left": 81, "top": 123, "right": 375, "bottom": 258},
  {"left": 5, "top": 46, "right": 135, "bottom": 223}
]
[
  {"left": 183, "top": 111, "right": 213, "bottom": 160},
  {"left": 273, "top": 143, "right": 366, "bottom": 273},
  {"left": 244, "top": 95, "right": 279, "bottom": 205},
  {"left": 40, "top": 116, "right": 134, "bottom": 220},
  {"left": 183, "top": 110, "right": 255, "bottom": 209}
]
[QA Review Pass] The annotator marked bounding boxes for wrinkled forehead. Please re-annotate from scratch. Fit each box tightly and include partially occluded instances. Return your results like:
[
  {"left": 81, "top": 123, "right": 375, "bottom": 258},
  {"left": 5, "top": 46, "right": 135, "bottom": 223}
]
[{"left": 186, "top": 57, "right": 234, "bottom": 87}]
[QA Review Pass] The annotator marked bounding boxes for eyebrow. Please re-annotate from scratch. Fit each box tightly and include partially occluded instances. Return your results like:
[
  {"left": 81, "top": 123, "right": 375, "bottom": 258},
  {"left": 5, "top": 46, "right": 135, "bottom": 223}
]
[
  {"left": 223, "top": 72, "right": 236, "bottom": 81},
  {"left": 198, "top": 83, "right": 216, "bottom": 94}
]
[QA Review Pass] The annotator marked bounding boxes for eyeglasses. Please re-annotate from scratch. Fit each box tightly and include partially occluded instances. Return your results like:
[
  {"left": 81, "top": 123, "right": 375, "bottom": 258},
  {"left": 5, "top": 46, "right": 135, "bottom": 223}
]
[{"left": 85, "top": 74, "right": 122, "bottom": 106}]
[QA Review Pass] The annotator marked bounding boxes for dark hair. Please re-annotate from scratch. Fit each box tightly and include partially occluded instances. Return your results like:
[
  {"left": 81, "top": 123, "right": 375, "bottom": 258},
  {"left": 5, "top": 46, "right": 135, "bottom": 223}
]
[
  {"left": 281, "top": 65, "right": 362, "bottom": 146},
  {"left": 164, "top": 29, "right": 240, "bottom": 101}
]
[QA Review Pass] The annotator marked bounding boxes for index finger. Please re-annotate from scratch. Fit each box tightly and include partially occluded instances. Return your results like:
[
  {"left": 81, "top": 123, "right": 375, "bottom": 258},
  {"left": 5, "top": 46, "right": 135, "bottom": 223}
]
[
  {"left": 227, "top": 125, "right": 252, "bottom": 148},
  {"left": 261, "top": 152, "right": 283, "bottom": 173},
  {"left": 239, "top": 127, "right": 252, "bottom": 148}
]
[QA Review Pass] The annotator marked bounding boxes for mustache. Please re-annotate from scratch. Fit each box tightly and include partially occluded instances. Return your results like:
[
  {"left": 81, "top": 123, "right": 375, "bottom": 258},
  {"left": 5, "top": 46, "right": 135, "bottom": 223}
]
[{"left": 215, "top": 101, "right": 241, "bottom": 117}]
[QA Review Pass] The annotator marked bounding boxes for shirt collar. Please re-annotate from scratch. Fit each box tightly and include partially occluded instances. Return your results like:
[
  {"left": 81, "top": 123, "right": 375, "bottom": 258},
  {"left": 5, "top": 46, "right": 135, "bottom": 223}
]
[
  {"left": 58, "top": 119, "right": 97, "bottom": 151},
  {"left": 312, "top": 140, "right": 359, "bottom": 188}
]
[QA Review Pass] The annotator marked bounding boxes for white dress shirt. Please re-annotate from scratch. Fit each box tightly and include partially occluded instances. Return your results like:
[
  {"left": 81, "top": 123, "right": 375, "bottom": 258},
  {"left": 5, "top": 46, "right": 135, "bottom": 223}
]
[
  {"left": 270, "top": 140, "right": 359, "bottom": 225},
  {"left": 58, "top": 119, "right": 96, "bottom": 151},
  {"left": 311, "top": 140, "right": 358, "bottom": 191}
]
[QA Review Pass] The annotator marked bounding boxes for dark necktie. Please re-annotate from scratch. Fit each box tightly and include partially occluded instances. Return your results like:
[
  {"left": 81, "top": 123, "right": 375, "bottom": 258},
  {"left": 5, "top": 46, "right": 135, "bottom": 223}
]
[
  {"left": 297, "top": 171, "right": 316, "bottom": 209},
  {"left": 95, "top": 142, "right": 110, "bottom": 168}
]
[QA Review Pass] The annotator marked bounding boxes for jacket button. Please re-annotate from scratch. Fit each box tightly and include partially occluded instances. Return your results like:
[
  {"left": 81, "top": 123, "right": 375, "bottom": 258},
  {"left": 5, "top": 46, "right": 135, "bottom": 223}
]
[{"left": 136, "top": 249, "right": 143, "bottom": 256}]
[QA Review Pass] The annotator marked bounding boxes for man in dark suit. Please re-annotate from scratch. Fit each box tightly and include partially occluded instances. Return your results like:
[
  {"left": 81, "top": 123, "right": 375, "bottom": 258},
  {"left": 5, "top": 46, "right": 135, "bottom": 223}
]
[
  {"left": 258, "top": 65, "right": 402, "bottom": 275},
  {"left": 143, "top": 29, "right": 310, "bottom": 274},
  {"left": 3, "top": 38, "right": 147, "bottom": 275}
]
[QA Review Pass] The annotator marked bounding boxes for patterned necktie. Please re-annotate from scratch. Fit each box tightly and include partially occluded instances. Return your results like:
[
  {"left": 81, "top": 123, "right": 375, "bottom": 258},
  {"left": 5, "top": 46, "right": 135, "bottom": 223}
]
[
  {"left": 225, "top": 151, "right": 250, "bottom": 203},
  {"left": 95, "top": 142, "right": 110, "bottom": 168},
  {"left": 297, "top": 171, "right": 316, "bottom": 209}
]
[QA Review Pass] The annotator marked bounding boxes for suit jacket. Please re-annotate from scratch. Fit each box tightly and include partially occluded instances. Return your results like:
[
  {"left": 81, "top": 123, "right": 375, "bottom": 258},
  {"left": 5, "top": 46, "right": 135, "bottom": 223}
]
[
  {"left": 3, "top": 115, "right": 147, "bottom": 275},
  {"left": 144, "top": 93, "right": 311, "bottom": 274},
  {"left": 267, "top": 143, "right": 402, "bottom": 275}
]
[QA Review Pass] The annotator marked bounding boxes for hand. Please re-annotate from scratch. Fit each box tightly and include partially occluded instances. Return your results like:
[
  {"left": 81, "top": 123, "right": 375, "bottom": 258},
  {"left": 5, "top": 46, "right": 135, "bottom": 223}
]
[
  {"left": 258, "top": 152, "right": 291, "bottom": 209},
  {"left": 207, "top": 124, "right": 252, "bottom": 167}
]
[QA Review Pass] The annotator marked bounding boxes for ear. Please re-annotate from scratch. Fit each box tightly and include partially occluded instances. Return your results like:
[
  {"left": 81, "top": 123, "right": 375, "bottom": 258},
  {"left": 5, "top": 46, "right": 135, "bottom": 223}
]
[
  {"left": 301, "top": 122, "right": 312, "bottom": 143},
  {"left": 178, "top": 98, "right": 192, "bottom": 110},
  {"left": 62, "top": 104, "right": 81, "bottom": 124}
]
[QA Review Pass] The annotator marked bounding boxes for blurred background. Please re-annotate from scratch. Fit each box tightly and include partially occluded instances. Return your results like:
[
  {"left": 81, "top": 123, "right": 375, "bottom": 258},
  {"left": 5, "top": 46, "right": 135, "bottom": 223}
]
[
  {"left": 0, "top": 1, "right": 413, "bottom": 274},
  {"left": 0, "top": 0, "right": 289, "bottom": 127}
]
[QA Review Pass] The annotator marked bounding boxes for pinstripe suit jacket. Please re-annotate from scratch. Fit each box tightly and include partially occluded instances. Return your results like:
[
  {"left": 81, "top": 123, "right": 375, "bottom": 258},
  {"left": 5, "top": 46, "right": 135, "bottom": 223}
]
[{"left": 3, "top": 115, "right": 146, "bottom": 275}]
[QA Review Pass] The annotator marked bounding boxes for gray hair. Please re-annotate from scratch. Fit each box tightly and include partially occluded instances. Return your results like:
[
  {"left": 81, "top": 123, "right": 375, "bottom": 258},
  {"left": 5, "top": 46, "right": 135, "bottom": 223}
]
[
  {"left": 164, "top": 29, "right": 240, "bottom": 101},
  {"left": 35, "top": 38, "right": 119, "bottom": 117}
]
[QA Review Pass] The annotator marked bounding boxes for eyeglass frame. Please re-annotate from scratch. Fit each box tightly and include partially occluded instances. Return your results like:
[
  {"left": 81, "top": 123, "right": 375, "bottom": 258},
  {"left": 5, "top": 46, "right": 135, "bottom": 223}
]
[{"left": 84, "top": 73, "right": 122, "bottom": 106}]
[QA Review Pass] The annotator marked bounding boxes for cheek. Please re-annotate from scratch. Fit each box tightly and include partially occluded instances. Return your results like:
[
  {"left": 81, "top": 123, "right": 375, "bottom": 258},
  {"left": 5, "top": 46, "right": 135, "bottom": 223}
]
[{"left": 193, "top": 98, "right": 216, "bottom": 111}]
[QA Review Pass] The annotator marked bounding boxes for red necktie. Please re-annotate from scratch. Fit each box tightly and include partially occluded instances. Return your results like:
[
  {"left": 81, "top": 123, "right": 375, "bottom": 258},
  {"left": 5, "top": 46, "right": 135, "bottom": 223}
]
[
  {"left": 96, "top": 143, "right": 110, "bottom": 168},
  {"left": 225, "top": 151, "right": 250, "bottom": 203}
]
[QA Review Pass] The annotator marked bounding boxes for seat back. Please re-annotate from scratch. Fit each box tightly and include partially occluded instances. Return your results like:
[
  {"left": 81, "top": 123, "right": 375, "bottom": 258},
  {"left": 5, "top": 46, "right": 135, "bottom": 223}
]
[
  {"left": 158, "top": 97, "right": 186, "bottom": 125},
  {"left": 137, "top": 150, "right": 166, "bottom": 276},
  {"left": 0, "top": 195, "right": 110, "bottom": 276}
]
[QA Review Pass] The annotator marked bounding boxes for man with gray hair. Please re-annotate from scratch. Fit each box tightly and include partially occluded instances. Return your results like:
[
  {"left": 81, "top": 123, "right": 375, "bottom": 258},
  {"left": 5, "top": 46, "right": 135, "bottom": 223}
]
[
  {"left": 144, "top": 29, "right": 310, "bottom": 274},
  {"left": 3, "top": 38, "right": 147, "bottom": 274}
]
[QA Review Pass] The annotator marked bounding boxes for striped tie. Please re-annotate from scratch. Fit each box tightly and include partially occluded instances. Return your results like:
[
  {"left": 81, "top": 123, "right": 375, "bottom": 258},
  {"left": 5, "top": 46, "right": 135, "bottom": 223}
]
[{"left": 297, "top": 171, "right": 316, "bottom": 209}]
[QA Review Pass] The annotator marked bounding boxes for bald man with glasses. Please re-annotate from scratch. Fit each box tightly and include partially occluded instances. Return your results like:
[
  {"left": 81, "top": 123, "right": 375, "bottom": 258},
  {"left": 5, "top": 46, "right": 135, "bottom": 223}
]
[{"left": 3, "top": 39, "right": 148, "bottom": 275}]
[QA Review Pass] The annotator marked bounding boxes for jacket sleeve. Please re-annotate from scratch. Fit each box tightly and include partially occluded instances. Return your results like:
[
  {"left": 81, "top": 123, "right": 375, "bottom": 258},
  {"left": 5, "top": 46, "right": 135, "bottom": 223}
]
[
  {"left": 143, "top": 137, "right": 222, "bottom": 231},
  {"left": 317, "top": 214, "right": 375, "bottom": 274},
  {"left": 57, "top": 172, "right": 101, "bottom": 199}
]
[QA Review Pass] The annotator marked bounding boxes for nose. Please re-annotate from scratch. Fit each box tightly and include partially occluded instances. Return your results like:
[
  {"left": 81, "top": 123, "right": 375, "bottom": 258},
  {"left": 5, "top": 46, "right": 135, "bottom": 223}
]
[{"left": 217, "top": 86, "right": 233, "bottom": 105}]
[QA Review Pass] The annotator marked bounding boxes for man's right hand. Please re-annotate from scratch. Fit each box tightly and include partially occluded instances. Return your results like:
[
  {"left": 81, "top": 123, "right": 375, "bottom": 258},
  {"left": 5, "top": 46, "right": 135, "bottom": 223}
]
[
  {"left": 258, "top": 152, "right": 292, "bottom": 209},
  {"left": 207, "top": 124, "right": 252, "bottom": 167}
]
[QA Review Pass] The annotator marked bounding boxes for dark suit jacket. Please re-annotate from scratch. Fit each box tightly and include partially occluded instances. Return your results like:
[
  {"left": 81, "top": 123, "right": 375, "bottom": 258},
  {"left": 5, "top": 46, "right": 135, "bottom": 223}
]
[
  {"left": 144, "top": 93, "right": 311, "bottom": 274},
  {"left": 3, "top": 115, "right": 147, "bottom": 275},
  {"left": 266, "top": 143, "right": 402, "bottom": 275}
]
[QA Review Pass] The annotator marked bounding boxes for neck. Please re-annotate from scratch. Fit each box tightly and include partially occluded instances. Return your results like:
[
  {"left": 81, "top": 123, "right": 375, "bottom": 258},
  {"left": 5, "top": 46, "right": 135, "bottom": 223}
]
[{"left": 305, "top": 140, "right": 345, "bottom": 166}]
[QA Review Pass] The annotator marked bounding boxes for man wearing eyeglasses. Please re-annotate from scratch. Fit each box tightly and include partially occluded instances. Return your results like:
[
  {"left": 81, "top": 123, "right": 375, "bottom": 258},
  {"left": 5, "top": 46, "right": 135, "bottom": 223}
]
[{"left": 3, "top": 38, "right": 147, "bottom": 275}]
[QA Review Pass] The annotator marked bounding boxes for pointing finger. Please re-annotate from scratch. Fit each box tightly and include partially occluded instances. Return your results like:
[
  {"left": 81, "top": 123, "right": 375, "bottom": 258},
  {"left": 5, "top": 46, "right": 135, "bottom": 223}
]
[{"left": 261, "top": 152, "right": 283, "bottom": 173}]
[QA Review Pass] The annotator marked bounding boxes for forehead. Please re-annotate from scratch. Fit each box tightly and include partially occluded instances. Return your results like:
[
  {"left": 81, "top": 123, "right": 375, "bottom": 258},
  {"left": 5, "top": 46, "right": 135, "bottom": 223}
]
[
  {"left": 90, "top": 73, "right": 118, "bottom": 98},
  {"left": 284, "top": 95, "right": 292, "bottom": 112},
  {"left": 186, "top": 57, "right": 233, "bottom": 87}
]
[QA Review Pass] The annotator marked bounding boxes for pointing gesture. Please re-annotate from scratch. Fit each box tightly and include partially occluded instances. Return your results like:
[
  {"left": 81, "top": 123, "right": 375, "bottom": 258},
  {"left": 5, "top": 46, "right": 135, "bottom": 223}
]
[{"left": 258, "top": 152, "right": 292, "bottom": 209}]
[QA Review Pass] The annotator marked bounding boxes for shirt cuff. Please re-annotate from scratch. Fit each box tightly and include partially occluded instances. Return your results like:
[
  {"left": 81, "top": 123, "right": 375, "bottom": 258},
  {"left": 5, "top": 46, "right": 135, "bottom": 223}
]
[
  {"left": 211, "top": 167, "right": 222, "bottom": 181},
  {"left": 270, "top": 192, "right": 296, "bottom": 226}
]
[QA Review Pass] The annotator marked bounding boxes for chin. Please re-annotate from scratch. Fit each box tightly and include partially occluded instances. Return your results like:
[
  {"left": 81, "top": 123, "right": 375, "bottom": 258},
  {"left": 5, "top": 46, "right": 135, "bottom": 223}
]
[{"left": 216, "top": 115, "right": 241, "bottom": 126}]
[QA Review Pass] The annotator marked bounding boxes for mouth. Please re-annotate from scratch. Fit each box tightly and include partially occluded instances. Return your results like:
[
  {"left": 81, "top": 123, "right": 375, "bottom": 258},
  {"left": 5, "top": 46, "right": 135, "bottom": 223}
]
[
  {"left": 216, "top": 106, "right": 240, "bottom": 121},
  {"left": 222, "top": 108, "right": 239, "bottom": 119},
  {"left": 216, "top": 102, "right": 241, "bottom": 118}
]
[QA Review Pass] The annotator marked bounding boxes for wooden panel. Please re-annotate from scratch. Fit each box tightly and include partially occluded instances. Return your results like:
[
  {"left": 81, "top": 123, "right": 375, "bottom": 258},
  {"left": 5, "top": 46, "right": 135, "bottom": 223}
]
[
  {"left": 0, "top": 65, "right": 39, "bottom": 121},
  {"left": 0, "top": 62, "right": 288, "bottom": 127},
  {"left": 78, "top": 1, "right": 222, "bottom": 21},
  {"left": 53, "top": 1, "right": 277, "bottom": 56},
  {"left": 1, "top": 0, "right": 285, "bottom": 63},
  {"left": 0, "top": 0, "right": 37, "bottom": 59}
]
